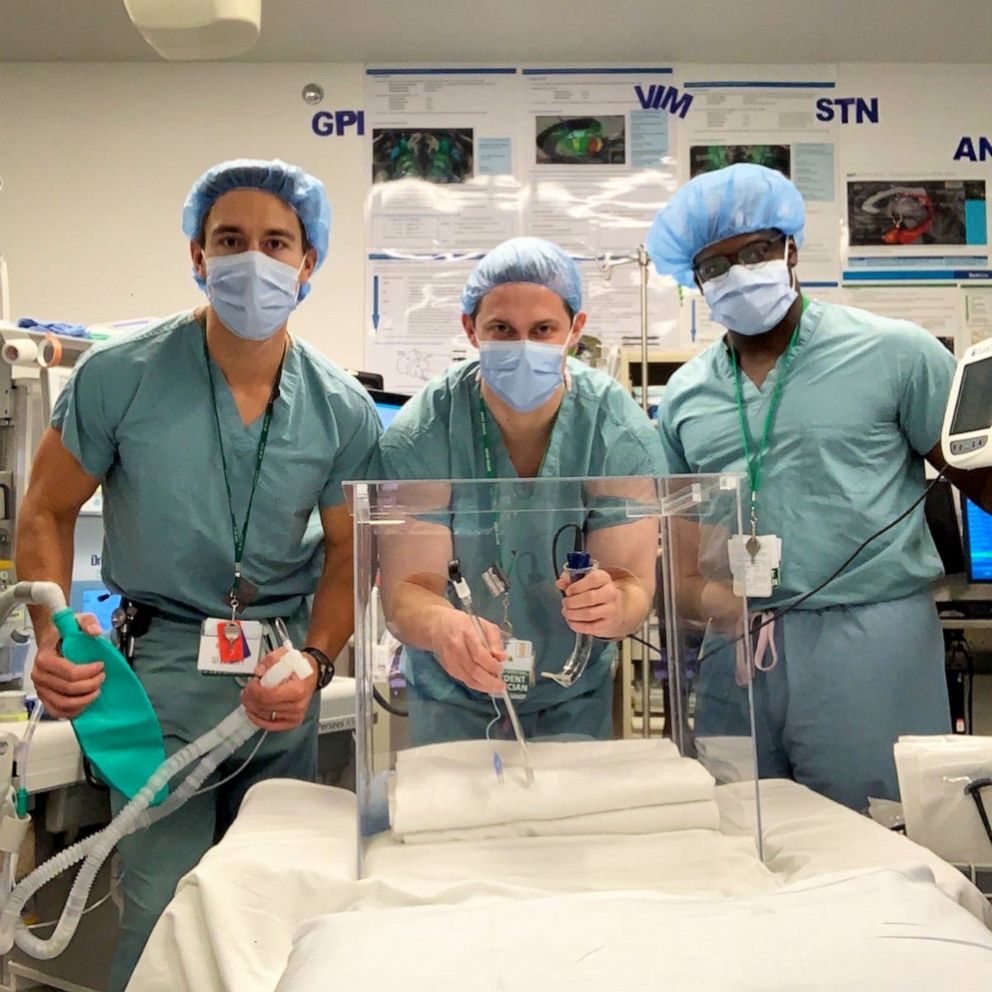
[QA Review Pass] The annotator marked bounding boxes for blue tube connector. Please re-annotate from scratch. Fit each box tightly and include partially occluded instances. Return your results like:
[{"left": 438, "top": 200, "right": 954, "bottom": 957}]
[{"left": 565, "top": 551, "right": 593, "bottom": 577}]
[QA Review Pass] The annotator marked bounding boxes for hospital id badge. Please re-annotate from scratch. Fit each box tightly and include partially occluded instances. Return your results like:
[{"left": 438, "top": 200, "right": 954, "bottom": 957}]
[
  {"left": 197, "top": 618, "right": 264, "bottom": 676},
  {"left": 728, "top": 535, "right": 782, "bottom": 600},
  {"left": 501, "top": 638, "right": 535, "bottom": 699}
]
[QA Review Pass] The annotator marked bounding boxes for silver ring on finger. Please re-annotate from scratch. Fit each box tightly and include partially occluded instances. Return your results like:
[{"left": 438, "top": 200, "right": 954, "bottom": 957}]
[{"left": 269, "top": 709, "right": 276, "bottom": 721}]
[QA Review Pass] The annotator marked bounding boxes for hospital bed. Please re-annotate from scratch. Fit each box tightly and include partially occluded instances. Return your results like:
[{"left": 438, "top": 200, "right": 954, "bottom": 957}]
[
  {"left": 1, "top": 681, "right": 357, "bottom": 992},
  {"left": 128, "top": 474, "right": 992, "bottom": 991},
  {"left": 130, "top": 776, "right": 991, "bottom": 991}
]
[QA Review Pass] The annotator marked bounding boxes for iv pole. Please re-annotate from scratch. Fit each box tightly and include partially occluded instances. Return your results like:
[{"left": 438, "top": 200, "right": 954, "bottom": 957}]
[
  {"left": 594, "top": 245, "right": 651, "bottom": 415},
  {"left": 594, "top": 246, "right": 654, "bottom": 738}
]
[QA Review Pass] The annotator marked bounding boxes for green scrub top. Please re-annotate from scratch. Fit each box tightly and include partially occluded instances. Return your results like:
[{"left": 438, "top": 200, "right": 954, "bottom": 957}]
[
  {"left": 377, "top": 357, "right": 664, "bottom": 712},
  {"left": 658, "top": 299, "right": 957, "bottom": 610},
  {"left": 52, "top": 311, "right": 381, "bottom": 620}
]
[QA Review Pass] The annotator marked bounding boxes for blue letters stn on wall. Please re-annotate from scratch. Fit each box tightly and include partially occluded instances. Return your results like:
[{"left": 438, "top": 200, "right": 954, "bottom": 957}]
[{"left": 815, "top": 97, "right": 879, "bottom": 124}]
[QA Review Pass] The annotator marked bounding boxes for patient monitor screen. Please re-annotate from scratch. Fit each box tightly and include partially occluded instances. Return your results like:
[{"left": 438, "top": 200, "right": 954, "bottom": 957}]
[{"left": 950, "top": 356, "right": 992, "bottom": 435}]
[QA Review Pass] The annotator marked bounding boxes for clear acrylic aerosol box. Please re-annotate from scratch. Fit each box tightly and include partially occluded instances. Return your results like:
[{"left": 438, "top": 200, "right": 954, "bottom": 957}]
[{"left": 346, "top": 474, "right": 761, "bottom": 877}]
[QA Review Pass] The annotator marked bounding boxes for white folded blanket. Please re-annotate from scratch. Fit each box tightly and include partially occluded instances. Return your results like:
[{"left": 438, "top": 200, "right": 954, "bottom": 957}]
[
  {"left": 389, "top": 738, "right": 715, "bottom": 836},
  {"left": 395, "top": 799, "right": 721, "bottom": 844}
]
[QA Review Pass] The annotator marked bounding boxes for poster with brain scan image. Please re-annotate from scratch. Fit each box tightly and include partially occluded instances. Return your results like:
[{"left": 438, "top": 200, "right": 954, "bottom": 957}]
[
  {"left": 372, "top": 129, "right": 474, "bottom": 185},
  {"left": 535, "top": 116, "right": 626, "bottom": 165},
  {"left": 846, "top": 180, "right": 988, "bottom": 247},
  {"left": 690, "top": 144, "right": 791, "bottom": 179}
]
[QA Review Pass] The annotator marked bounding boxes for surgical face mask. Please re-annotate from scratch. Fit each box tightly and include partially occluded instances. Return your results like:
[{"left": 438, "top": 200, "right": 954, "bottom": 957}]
[
  {"left": 701, "top": 255, "right": 798, "bottom": 336},
  {"left": 478, "top": 338, "right": 568, "bottom": 413},
  {"left": 205, "top": 251, "right": 304, "bottom": 341}
]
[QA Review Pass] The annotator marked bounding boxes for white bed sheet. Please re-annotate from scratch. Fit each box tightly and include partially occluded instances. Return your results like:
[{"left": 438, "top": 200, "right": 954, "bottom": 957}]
[
  {"left": 395, "top": 799, "right": 721, "bottom": 844},
  {"left": 716, "top": 779, "right": 992, "bottom": 925},
  {"left": 364, "top": 826, "right": 777, "bottom": 898},
  {"left": 124, "top": 780, "right": 359, "bottom": 992},
  {"left": 276, "top": 867, "right": 992, "bottom": 992},
  {"left": 128, "top": 778, "right": 992, "bottom": 992},
  {"left": 389, "top": 738, "right": 710, "bottom": 834}
]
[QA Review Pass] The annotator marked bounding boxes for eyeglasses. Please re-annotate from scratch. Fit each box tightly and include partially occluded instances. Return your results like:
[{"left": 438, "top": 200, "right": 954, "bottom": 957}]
[{"left": 693, "top": 234, "right": 786, "bottom": 284}]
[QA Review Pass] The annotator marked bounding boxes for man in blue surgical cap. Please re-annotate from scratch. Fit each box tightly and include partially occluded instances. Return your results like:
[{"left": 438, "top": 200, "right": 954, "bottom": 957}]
[
  {"left": 378, "top": 237, "right": 663, "bottom": 744},
  {"left": 16, "top": 159, "right": 380, "bottom": 989},
  {"left": 648, "top": 163, "right": 992, "bottom": 812}
]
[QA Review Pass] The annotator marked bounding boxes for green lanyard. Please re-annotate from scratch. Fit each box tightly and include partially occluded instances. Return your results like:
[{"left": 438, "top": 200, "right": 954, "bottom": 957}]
[
  {"left": 478, "top": 392, "right": 543, "bottom": 583},
  {"left": 478, "top": 393, "right": 506, "bottom": 569},
  {"left": 729, "top": 299, "right": 807, "bottom": 544},
  {"left": 203, "top": 332, "right": 285, "bottom": 614}
]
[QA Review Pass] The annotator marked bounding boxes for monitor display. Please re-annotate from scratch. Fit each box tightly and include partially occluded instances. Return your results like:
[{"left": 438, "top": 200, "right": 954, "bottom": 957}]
[
  {"left": 962, "top": 496, "right": 992, "bottom": 582},
  {"left": 72, "top": 585, "right": 121, "bottom": 632},
  {"left": 950, "top": 355, "right": 992, "bottom": 435},
  {"left": 375, "top": 401, "right": 404, "bottom": 429},
  {"left": 367, "top": 388, "right": 410, "bottom": 428}
]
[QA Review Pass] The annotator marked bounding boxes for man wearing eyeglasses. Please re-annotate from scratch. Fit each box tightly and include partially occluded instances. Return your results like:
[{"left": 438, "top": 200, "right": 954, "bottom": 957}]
[{"left": 646, "top": 163, "right": 992, "bottom": 812}]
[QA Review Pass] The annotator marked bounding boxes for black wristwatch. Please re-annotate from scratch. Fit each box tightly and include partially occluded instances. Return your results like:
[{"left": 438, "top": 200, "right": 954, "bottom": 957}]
[{"left": 303, "top": 646, "right": 335, "bottom": 689}]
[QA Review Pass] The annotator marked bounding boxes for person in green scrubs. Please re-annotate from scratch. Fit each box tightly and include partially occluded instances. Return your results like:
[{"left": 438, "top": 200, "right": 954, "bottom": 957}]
[
  {"left": 647, "top": 163, "right": 992, "bottom": 811},
  {"left": 16, "top": 159, "right": 380, "bottom": 990},
  {"left": 378, "top": 237, "right": 663, "bottom": 745}
]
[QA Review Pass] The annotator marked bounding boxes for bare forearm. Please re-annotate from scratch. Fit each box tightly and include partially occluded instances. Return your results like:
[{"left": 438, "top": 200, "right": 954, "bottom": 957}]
[
  {"left": 16, "top": 504, "right": 76, "bottom": 642},
  {"left": 305, "top": 549, "right": 357, "bottom": 659},
  {"left": 950, "top": 466, "right": 992, "bottom": 515},
  {"left": 384, "top": 580, "right": 454, "bottom": 653},
  {"left": 675, "top": 573, "right": 708, "bottom": 622},
  {"left": 927, "top": 444, "right": 992, "bottom": 515},
  {"left": 605, "top": 571, "right": 653, "bottom": 637}
]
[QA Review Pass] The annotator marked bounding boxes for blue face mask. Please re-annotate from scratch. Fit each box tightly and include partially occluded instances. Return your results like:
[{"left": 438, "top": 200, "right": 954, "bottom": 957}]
[
  {"left": 478, "top": 339, "right": 567, "bottom": 413},
  {"left": 205, "top": 251, "right": 303, "bottom": 341},
  {"left": 702, "top": 257, "right": 798, "bottom": 336}
]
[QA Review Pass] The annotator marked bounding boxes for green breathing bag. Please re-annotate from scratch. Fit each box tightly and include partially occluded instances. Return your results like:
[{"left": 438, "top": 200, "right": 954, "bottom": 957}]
[{"left": 53, "top": 607, "right": 168, "bottom": 804}]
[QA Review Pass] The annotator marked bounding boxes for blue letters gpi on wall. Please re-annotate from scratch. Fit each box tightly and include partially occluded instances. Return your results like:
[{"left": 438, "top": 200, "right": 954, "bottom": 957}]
[
  {"left": 815, "top": 97, "right": 879, "bottom": 124},
  {"left": 312, "top": 110, "right": 366, "bottom": 137}
]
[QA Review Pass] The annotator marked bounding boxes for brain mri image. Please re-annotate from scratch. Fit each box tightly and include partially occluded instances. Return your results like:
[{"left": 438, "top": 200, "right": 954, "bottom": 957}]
[
  {"left": 689, "top": 144, "right": 791, "bottom": 178},
  {"left": 373, "top": 129, "right": 474, "bottom": 184},
  {"left": 847, "top": 180, "right": 986, "bottom": 247},
  {"left": 535, "top": 116, "right": 626, "bottom": 165}
]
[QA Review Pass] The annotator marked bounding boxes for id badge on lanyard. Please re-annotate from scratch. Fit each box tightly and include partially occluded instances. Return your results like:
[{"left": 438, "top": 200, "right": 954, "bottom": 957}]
[
  {"left": 728, "top": 534, "right": 782, "bottom": 599},
  {"left": 502, "top": 637, "right": 535, "bottom": 699},
  {"left": 203, "top": 329, "right": 284, "bottom": 626},
  {"left": 728, "top": 317, "right": 803, "bottom": 600},
  {"left": 197, "top": 618, "right": 265, "bottom": 676}
]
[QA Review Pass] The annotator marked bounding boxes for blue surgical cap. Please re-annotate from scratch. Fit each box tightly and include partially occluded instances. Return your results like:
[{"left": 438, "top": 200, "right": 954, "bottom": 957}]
[
  {"left": 646, "top": 164, "right": 805, "bottom": 287},
  {"left": 182, "top": 158, "right": 331, "bottom": 300},
  {"left": 460, "top": 237, "right": 583, "bottom": 316}
]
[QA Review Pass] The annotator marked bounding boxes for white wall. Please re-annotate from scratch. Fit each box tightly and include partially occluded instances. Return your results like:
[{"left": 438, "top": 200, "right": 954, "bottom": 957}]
[
  {"left": 0, "top": 62, "right": 368, "bottom": 368},
  {"left": 3, "top": 61, "right": 992, "bottom": 374}
]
